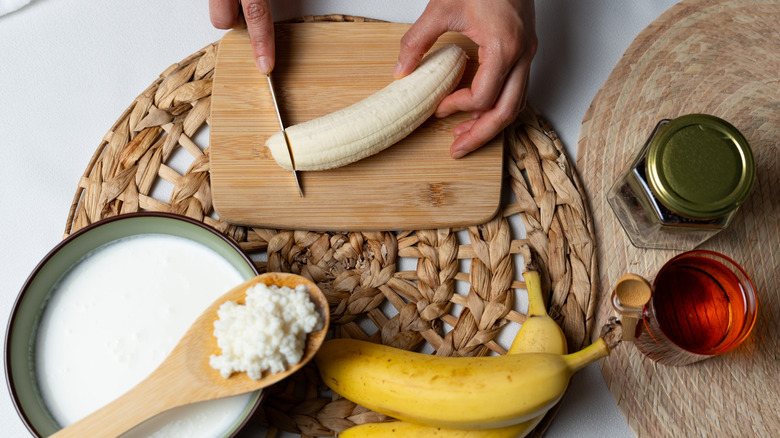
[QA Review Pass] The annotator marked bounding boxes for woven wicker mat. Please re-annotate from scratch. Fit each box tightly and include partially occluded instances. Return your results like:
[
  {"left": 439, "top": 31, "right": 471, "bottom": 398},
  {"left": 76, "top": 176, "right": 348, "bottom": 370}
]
[
  {"left": 64, "top": 14, "right": 599, "bottom": 437},
  {"left": 577, "top": 1, "right": 779, "bottom": 437}
]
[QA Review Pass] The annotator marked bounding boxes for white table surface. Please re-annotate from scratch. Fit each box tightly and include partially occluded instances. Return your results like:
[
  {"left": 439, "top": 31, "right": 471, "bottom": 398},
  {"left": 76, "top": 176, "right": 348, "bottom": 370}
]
[{"left": 0, "top": 1, "right": 680, "bottom": 436}]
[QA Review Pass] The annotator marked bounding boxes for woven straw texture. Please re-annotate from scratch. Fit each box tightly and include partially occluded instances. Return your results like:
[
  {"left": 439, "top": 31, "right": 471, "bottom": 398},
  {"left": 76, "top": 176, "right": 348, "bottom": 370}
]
[
  {"left": 577, "top": 0, "right": 779, "bottom": 437},
  {"left": 64, "top": 15, "right": 598, "bottom": 437}
]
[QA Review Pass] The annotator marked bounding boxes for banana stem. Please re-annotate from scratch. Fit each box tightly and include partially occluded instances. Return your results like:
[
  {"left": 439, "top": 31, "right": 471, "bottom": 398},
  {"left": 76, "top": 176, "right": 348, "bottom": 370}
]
[
  {"left": 562, "top": 338, "right": 610, "bottom": 372},
  {"left": 523, "top": 270, "right": 547, "bottom": 317}
]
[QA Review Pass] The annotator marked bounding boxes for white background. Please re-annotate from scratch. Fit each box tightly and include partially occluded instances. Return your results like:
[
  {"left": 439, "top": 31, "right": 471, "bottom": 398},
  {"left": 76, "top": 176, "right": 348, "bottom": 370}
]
[{"left": 0, "top": 1, "right": 680, "bottom": 436}]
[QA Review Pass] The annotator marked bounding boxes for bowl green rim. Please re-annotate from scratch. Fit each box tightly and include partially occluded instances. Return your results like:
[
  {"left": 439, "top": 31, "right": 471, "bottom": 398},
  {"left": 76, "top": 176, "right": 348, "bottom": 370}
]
[{"left": 4, "top": 212, "right": 264, "bottom": 437}]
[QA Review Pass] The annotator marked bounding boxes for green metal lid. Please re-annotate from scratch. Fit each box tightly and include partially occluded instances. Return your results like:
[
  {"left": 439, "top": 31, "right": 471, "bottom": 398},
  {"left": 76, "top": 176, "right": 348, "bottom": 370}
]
[{"left": 646, "top": 114, "right": 755, "bottom": 219}]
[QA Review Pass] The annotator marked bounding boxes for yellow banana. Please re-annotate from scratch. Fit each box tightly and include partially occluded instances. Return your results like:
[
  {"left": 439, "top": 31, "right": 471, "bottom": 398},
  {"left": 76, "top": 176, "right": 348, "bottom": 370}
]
[
  {"left": 266, "top": 44, "right": 467, "bottom": 171},
  {"left": 336, "top": 268, "right": 567, "bottom": 437},
  {"left": 315, "top": 337, "right": 610, "bottom": 429},
  {"left": 339, "top": 420, "right": 536, "bottom": 437},
  {"left": 508, "top": 269, "right": 567, "bottom": 355}
]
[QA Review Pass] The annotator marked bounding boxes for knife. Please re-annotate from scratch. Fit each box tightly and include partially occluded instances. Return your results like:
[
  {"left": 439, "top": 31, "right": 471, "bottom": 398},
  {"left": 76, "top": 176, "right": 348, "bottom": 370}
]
[{"left": 266, "top": 74, "right": 303, "bottom": 197}]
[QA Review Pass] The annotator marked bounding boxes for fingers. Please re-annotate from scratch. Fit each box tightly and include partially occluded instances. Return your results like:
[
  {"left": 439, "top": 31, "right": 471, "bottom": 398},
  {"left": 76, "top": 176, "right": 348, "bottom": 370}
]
[
  {"left": 452, "top": 112, "right": 481, "bottom": 137},
  {"left": 436, "top": 16, "right": 537, "bottom": 119},
  {"left": 241, "top": 0, "right": 275, "bottom": 74},
  {"left": 394, "top": 4, "right": 449, "bottom": 78},
  {"left": 209, "top": 0, "right": 275, "bottom": 74},
  {"left": 435, "top": 47, "right": 513, "bottom": 118},
  {"left": 209, "top": 0, "right": 242, "bottom": 29},
  {"left": 450, "top": 60, "right": 530, "bottom": 159}
]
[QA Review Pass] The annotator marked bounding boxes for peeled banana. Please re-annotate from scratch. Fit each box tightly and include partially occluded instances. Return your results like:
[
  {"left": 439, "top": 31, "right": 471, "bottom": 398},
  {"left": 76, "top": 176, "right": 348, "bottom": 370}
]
[
  {"left": 266, "top": 44, "right": 467, "bottom": 171},
  {"left": 316, "top": 336, "right": 610, "bottom": 429}
]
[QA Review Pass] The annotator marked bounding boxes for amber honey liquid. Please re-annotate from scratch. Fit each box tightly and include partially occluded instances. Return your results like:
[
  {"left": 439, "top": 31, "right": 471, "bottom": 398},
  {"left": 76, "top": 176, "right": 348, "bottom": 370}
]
[{"left": 651, "top": 255, "right": 749, "bottom": 355}]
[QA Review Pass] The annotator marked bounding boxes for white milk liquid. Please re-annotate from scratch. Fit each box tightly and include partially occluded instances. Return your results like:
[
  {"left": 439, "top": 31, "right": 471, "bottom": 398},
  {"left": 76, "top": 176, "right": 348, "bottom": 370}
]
[{"left": 35, "top": 234, "right": 255, "bottom": 437}]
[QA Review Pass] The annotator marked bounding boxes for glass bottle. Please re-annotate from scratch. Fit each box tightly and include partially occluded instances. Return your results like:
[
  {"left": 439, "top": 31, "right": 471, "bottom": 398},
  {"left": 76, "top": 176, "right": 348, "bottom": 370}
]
[{"left": 607, "top": 114, "right": 755, "bottom": 250}]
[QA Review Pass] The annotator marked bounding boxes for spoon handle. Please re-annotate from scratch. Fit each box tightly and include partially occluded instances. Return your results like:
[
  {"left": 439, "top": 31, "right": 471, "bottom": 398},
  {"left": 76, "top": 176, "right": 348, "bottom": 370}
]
[
  {"left": 622, "top": 316, "right": 640, "bottom": 341},
  {"left": 48, "top": 370, "right": 179, "bottom": 438}
]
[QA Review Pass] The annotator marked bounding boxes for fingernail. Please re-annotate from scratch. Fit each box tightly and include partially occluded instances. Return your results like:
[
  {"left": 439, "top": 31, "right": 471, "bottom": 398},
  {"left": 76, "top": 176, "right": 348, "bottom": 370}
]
[
  {"left": 435, "top": 110, "right": 451, "bottom": 118},
  {"left": 451, "top": 148, "right": 467, "bottom": 159},
  {"left": 393, "top": 62, "right": 403, "bottom": 78},
  {"left": 256, "top": 56, "right": 271, "bottom": 74}
]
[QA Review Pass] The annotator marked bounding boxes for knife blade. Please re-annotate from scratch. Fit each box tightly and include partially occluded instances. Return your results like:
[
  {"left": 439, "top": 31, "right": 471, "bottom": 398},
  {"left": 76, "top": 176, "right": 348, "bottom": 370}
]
[{"left": 266, "top": 74, "right": 303, "bottom": 197}]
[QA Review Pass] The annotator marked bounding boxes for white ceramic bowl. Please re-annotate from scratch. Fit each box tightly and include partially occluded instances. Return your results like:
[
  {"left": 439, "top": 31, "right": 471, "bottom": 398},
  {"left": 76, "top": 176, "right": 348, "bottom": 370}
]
[{"left": 5, "top": 212, "right": 264, "bottom": 437}]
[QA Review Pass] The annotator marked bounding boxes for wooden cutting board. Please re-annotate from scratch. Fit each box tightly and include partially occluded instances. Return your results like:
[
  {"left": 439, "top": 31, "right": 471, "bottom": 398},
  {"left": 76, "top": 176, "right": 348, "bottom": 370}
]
[{"left": 210, "top": 24, "right": 503, "bottom": 231}]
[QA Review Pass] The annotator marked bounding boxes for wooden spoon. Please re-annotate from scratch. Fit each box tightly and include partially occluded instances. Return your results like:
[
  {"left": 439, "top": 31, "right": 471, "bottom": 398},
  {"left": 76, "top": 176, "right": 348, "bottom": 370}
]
[
  {"left": 613, "top": 273, "right": 652, "bottom": 341},
  {"left": 50, "top": 272, "right": 330, "bottom": 438}
]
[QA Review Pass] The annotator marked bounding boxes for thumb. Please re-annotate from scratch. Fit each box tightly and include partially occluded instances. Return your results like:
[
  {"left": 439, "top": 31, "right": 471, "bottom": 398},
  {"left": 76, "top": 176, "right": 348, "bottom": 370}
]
[{"left": 394, "top": 8, "right": 448, "bottom": 78}]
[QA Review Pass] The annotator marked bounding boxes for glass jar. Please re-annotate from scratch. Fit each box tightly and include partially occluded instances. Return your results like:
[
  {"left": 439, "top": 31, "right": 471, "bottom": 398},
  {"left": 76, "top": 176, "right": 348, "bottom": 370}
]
[{"left": 607, "top": 114, "right": 755, "bottom": 250}]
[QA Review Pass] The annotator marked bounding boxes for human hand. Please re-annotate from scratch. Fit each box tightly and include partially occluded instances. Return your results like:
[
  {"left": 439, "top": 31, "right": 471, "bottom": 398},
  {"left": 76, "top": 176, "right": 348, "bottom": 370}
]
[
  {"left": 394, "top": 0, "right": 537, "bottom": 158},
  {"left": 209, "top": 0, "right": 275, "bottom": 74}
]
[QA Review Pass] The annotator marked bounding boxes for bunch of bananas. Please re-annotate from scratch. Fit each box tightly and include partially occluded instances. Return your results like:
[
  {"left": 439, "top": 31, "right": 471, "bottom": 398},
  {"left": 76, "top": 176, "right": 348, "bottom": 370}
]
[{"left": 316, "top": 253, "right": 612, "bottom": 437}]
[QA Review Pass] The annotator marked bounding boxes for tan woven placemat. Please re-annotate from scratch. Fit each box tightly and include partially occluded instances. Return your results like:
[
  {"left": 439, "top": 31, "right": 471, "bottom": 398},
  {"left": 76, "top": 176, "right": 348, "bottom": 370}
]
[
  {"left": 577, "top": 0, "right": 779, "bottom": 436},
  {"left": 64, "top": 14, "right": 599, "bottom": 437}
]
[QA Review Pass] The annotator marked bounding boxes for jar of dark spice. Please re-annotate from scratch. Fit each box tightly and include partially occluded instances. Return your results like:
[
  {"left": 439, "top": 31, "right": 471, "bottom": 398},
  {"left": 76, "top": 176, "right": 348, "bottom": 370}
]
[{"left": 607, "top": 114, "right": 755, "bottom": 250}]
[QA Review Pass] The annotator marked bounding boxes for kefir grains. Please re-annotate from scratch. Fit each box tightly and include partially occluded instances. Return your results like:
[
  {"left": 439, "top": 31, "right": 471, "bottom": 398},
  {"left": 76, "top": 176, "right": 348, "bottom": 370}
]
[{"left": 210, "top": 283, "right": 322, "bottom": 379}]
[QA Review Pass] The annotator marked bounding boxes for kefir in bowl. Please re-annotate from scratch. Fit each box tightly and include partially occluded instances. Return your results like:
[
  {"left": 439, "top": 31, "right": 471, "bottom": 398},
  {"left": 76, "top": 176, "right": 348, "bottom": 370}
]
[{"left": 5, "top": 213, "right": 264, "bottom": 437}]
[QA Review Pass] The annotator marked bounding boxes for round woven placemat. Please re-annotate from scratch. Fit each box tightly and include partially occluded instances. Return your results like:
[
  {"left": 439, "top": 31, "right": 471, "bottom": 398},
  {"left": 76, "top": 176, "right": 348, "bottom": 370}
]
[
  {"left": 577, "top": 0, "right": 779, "bottom": 437},
  {"left": 64, "top": 14, "right": 599, "bottom": 437}
]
